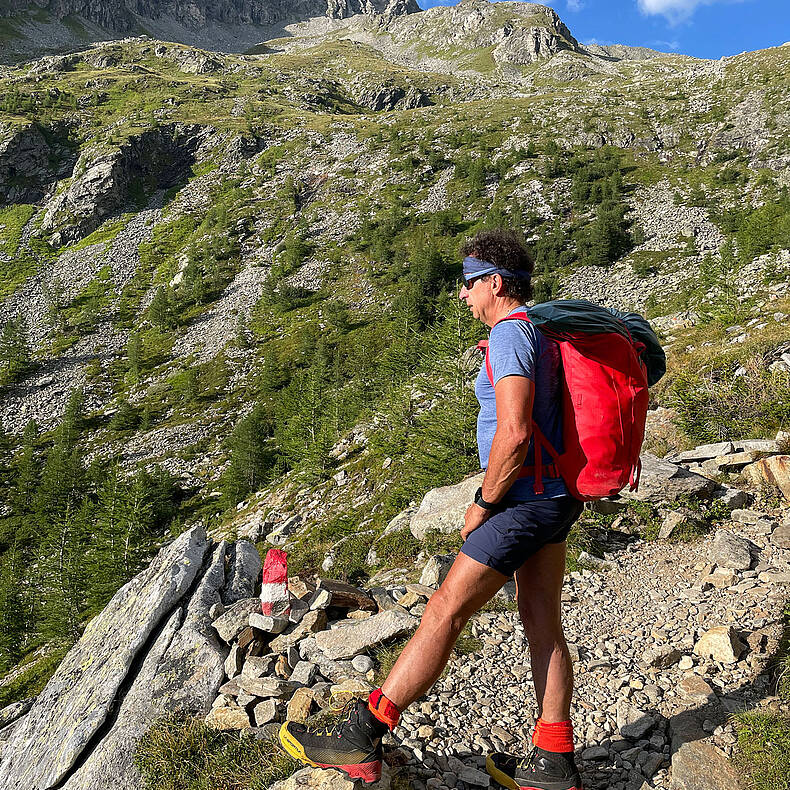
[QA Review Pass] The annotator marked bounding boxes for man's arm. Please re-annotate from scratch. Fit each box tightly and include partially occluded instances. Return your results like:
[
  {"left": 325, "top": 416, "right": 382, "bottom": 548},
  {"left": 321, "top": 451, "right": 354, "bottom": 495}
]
[
  {"left": 462, "top": 374, "right": 534, "bottom": 540},
  {"left": 482, "top": 374, "right": 534, "bottom": 502}
]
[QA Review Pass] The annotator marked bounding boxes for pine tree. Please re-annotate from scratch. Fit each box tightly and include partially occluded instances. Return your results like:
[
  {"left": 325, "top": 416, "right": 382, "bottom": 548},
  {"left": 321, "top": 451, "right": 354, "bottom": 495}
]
[
  {"left": 0, "top": 319, "right": 31, "bottom": 386},
  {"left": 221, "top": 404, "right": 273, "bottom": 505},
  {"left": 0, "top": 545, "right": 25, "bottom": 670},
  {"left": 127, "top": 332, "right": 142, "bottom": 382},
  {"left": 148, "top": 286, "right": 174, "bottom": 330}
]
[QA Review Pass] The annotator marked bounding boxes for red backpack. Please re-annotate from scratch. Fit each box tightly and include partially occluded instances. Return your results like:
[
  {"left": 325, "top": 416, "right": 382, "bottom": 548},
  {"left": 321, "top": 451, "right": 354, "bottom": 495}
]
[{"left": 479, "top": 300, "right": 659, "bottom": 501}]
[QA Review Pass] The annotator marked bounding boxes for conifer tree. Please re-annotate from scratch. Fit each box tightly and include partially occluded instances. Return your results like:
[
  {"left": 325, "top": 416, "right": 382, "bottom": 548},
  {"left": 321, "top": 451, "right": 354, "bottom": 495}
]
[
  {"left": 0, "top": 545, "right": 25, "bottom": 670},
  {"left": 148, "top": 286, "right": 174, "bottom": 330},
  {"left": 126, "top": 332, "right": 142, "bottom": 382},
  {"left": 221, "top": 403, "right": 273, "bottom": 505},
  {"left": 0, "top": 318, "right": 31, "bottom": 387}
]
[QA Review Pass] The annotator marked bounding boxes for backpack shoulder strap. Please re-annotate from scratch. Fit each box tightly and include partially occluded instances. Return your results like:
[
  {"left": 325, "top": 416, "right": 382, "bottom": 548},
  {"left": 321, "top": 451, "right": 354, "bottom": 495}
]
[{"left": 483, "top": 311, "right": 531, "bottom": 385}]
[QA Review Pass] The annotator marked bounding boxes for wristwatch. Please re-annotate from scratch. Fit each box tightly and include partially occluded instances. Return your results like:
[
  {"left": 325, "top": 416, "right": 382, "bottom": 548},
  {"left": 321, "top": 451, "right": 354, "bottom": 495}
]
[{"left": 474, "top": 486, "right": 499, "bottom": 511}]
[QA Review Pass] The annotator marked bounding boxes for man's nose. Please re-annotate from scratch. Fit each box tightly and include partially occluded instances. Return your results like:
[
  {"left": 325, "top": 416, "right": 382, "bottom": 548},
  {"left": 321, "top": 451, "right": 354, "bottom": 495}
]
[{"left": 459, "top": 285, "right": 468, "bottom": 299}]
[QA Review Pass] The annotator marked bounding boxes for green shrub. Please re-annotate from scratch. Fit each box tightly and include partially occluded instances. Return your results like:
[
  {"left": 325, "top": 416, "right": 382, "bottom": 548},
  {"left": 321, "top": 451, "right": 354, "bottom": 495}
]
[
  {"left": 135, "top": 716, "right": 297, "bottom": 790},
  {"left": 0, "top": 646, "right": 70, "bottom": 709},
  {"left": 734, "top": 712, "right": 790, "bottom": 790},
  {"left": 669, "top": 362, "right": 790, "bottom": 444}
]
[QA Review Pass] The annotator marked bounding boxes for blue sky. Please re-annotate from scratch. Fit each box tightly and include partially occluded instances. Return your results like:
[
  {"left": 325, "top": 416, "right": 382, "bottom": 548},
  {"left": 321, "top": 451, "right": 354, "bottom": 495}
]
[{"left": 415, "top": 0, "right": 790, "bottom": 59}]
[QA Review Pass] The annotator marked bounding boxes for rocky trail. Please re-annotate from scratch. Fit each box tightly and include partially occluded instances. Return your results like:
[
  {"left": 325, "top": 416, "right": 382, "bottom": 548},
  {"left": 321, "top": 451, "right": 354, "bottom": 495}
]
[{"left": 0, "top": 436, "right": 788, "bottom": 790}]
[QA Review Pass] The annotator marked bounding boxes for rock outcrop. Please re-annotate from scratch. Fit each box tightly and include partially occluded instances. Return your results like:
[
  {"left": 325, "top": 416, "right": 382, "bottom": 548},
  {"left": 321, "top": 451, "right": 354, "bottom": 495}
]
[
  {"left": 0, "top": 526, "right": 262, "bottom": 790},
  {"left": 41, "top": 124, "right": 210, "bottom": 244}
]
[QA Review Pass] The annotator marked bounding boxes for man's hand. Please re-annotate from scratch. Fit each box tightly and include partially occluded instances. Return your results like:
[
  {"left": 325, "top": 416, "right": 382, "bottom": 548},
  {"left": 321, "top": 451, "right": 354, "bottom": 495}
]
[{"left": 461, "top": 502, "right": 493, "bottom": 541}]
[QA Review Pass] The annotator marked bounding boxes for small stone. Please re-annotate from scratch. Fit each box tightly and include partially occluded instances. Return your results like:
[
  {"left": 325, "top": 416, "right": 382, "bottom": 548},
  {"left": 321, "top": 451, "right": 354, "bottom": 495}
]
[
  {"left": 582, "top": 746, "right": 609, "bottom": 761},
  {"left": 711, "top": 531, "right": 751, "bottom": 570},
  {"left": 212, "top": 598, "right": 261, "bottom": 643},
  {"left": 242, "top": 654, "right": 277, "bottom": 679},
  {"left": 770, "top": 524, "right": 790, "bottom": 549},
  {"left": 679, "top": 676, "right": 716, "bottom": 703},
  {"left": 617, "top": 702, "right": 654, "bottom": 740},
  {"left": 418, "top": 725, "right": 436, "bottom": 739},
  {"left": 678, "top": 656, "right": 694, "bottom": 671},
  {"left": 420, "top": 555, "right": 455, "bottom": 588},
  {"left": 352, "top": 655, "right": 375, "bottom": 673},
  {"left": 641, "top": 645, "right": 681, "bottom": 669},
  {"left": 309, "top": 588, "right": 332, "bottom": 610},
  {"left": 290, "top": 661, "right": 318, "bottom": 685},
  {"left": 253, "top": 698, "right": 278, "bottom": 726},
  {"left": 693, "top": 626, "right": 745, "bottom": 664},
  {"left": 397, "top": 591, "right": 422, "bottom": 608},
  {"left": 249, "top": 613, "right": 289, "bottom": 633},
  {"left": 286, "top": 687, "right": 315, "bottom": 723},
  {"left": 235, "top": 676, "right": 301, "bottom": 699},
  {"left": 205, "top": 704, "right": 251, "bottom": 730}
]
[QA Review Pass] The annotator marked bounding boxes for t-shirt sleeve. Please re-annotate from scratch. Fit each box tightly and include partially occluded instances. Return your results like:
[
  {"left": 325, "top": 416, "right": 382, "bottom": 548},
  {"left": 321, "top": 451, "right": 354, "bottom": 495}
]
[{"left": 488, "top": 321, "right": 538, "bottom": 386}]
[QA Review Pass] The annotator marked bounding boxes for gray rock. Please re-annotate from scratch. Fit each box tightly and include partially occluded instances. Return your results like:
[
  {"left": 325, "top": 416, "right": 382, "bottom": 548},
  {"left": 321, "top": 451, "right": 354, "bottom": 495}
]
[
  {"left": 621, "top": 454, "right": 716, "bottom": 503},
  {"left": 0, "top": 699, "right": 34, "bottom": 731},
  {"left": 710, "top": 486, "right": 749, "bottom": 509},
  {"left": 670, "top": 741, "right": 744, "bottom": 789},
  {"left": 249, "top": 613, "right": 289, "bottom": 633},
  {"left": 410, "top": 473, "right": 483, "bottom": 540},
  {"left": 314, "top": 610, "right": 418, "bottom": 660},
  {"left": 675, "top": 442, "right": 734, "bottom": 462},
  {"left": 253, "top": 698, "right": 279, "bottom": 726},
  {"left": 0, "top": 524, "right": 210, "bottom": 790},
  {"left": 693, "top": 626, "right": 745, "bottom": 664},
  {"left": 711, "top": 531, "right": 752, "bottom": 570},
  {"left": 235, "top": 676, "right": 301, "bottom": 699},
  {"left": 641, "top": 645, "right": 681, "bottom": 669},
  {"left": 148, "top": 541, "right": 229, "bottom": 714},
  {"left": 771, "top": 523, "right": 790, "bottom": 549},
  {"left": 617, "top": 702, "right": 655, "bottom": 740},
  {"left": 61, "top": 608, "right": 185, "bottom": 790},
  {"left": 212, "top": 598, "right": 261, "bottom": 643},
  {"left": 242, "top": 654, "right": 278, "bottom": 679},
  {"left": 420, "top": 554, "right": 456, "bottom": 588},
  {"left": 223, "top": 541, "right": 262, "bottom": 605},
  {"left": 352, "top": 655, "right": 375, "bottom": 674},
  {"left": 290, "top": 661, "right": 318, "bottom": 686},
  {"left": 224, "top": 643, "right": 243, "bottom": 679},
  {"left": 299, "top": 638, "right": 366, "bottom": 684},
  {"left": 582, "top": 746, "right": 609, "bottom": 761}
]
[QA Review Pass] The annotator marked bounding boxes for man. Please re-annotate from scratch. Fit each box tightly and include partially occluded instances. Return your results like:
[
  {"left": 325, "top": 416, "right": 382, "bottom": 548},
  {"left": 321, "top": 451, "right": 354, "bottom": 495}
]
[{"left": 279, "top": 229, "right": 584, "bottom": 790}]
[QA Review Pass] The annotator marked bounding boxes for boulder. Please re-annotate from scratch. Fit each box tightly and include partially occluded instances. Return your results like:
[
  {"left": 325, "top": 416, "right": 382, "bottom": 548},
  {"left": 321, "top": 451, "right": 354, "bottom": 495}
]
[
  {"left": 253, "top": 699, "right": 279, "bottom": 726},
  {"left": 420, "top": 554, "right": 456, "bottom": 588},
  {"left": 770, "top": 523, "right": 790, "bottom": 549},
  {"left": 0, "top": 524, "right": 210, "bottom": 790},
  {"left": 212, "top": 598, "right": 262, "bottom": 643},
  {"left": 693, "top": 626, "right": 745, "bottom": 664},
  {"left": 314, "top": 610, "right": 418, "bottom": 660},
  {"left": 620, "top": 454, "right": 716, "bottom": 503},
  {"left": 235, "top": 676, "right": 301, "bottom": 699},
  {"left": 223, "top": 541, "right": 262, "bottom": 604},
  {"left": 675, "top": 442, "right": 734, "bottom": 463},
  {"left": 0, "top": 699, "right": 34, "bottom": 731},
  {"left": 299, "top": 638, "right": 366, "bottom": 684},
  {"left": 742, "top": 455, "right": 790, "bottom": 500},
  {"left": 286, "top": 688, "right": 315, "bottom": 723},
  {"left": 710, "top": 530, "right": 752, "bottom": 570},
  {"left": 409, "top": 473, "right": 483, "bottom": 539},
  {"left": 670, "top": 741, "right": 744, "bottom": 789},
  {"left": 249, "top": 614, "right": 289, "bottom": 634}
]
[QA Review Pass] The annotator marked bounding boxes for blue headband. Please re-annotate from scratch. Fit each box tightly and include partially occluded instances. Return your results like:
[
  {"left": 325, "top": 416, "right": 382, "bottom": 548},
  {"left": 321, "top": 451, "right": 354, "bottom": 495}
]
[{"left": 462, "top": 256, "right": 531, "bottom": 282}]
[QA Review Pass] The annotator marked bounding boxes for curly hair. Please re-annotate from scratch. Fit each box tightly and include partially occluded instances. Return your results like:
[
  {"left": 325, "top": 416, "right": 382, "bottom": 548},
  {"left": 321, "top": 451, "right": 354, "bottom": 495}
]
[{"left": 459, "top": 228, "right": 534, "bottom": 302}]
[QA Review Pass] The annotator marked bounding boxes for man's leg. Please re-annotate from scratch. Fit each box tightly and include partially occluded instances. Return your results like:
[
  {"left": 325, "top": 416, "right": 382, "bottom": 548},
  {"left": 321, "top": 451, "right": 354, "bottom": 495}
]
[
  {"left": 486, "top": 541, "right": 581, "bottom": 790},
  {"left": 514, "top": 540, "right": 572, "bottom": 722},
  {"left": 279, "top": 551, "right": 508, "bottom": 781},
  {"left": 382, "top": 552, "right": 509, "bottom": 710}
]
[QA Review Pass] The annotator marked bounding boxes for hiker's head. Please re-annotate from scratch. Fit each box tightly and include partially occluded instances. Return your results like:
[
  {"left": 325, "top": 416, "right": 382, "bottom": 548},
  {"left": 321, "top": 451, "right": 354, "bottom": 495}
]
[{"left": 458, "top": 229, "right": 533, "bottom": 326}]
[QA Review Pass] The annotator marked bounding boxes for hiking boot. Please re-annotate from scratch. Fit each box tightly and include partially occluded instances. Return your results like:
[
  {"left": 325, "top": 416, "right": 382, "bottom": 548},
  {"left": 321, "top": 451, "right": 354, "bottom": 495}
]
[
  {"left": 278, "top": 697, "right": 385, "bottom": 783},
  {"left": 487, "top": 747, "right": 582, "bottom": 790}
]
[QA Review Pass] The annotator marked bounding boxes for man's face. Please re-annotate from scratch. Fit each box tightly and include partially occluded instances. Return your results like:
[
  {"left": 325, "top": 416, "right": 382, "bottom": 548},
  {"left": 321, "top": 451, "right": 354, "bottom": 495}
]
[{"left": 458, "top": 274, "right": 490, "bottom": 324}]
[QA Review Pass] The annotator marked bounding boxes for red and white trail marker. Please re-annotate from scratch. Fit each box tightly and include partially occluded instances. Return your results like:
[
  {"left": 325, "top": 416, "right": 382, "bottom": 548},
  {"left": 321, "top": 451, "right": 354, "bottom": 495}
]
[{"left": 260, "top": 548, "right": 290, "bottom": 617}]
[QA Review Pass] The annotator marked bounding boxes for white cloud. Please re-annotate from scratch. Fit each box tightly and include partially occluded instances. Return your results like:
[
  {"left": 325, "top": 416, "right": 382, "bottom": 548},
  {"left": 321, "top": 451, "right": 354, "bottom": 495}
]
[
  {"left": 638, "top": 0, "right": 743, "bottom": 24},
  {"left": 566, "top": 0, "right": 585, "bottom": 11}
]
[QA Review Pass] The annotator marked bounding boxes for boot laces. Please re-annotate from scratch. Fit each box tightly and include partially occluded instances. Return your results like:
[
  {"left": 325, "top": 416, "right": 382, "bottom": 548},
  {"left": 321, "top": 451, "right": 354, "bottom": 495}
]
[
  {"left": 309, "top": 697, "right": 360, "bottom": 737},
  {"left": 518, "top": 746, "right": 539, "bottom": 774}
]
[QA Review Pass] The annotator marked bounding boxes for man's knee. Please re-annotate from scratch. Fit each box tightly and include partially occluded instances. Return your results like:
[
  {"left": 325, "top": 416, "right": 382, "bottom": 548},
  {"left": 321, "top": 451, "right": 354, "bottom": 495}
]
[{"left": 421, "top": 587, "right": 470, "bottom": 636}]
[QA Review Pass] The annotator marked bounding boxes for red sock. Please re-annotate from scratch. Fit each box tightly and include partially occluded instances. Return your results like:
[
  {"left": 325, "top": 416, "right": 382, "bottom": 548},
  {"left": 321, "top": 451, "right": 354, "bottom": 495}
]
[
  {"left": 532, "top": 718, "right": 574, "bottom": 753},
  {"left": 368, "top": 688, "right": 400, "bottom": 731}
]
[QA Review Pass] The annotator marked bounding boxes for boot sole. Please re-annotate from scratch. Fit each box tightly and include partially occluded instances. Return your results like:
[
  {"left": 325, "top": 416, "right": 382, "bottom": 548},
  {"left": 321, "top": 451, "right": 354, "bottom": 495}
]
[
  {"left": 486, "top": 753, "right": 583, "bottom": 790},
  {"left": 278, "top": 722, "right": 383, "bottom": 783}
]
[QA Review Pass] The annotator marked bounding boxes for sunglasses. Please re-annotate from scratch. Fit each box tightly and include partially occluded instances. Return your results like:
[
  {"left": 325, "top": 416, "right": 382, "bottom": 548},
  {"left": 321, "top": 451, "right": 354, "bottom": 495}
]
[{"left": 462, "top": 273, "right": 487, "bottom": 288}]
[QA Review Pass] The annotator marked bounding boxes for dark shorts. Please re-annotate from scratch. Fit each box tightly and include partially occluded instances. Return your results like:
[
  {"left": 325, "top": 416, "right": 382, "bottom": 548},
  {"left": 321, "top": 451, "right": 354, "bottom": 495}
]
[{"left": 461, "top": 496, "right": 584, "bottom": 577}]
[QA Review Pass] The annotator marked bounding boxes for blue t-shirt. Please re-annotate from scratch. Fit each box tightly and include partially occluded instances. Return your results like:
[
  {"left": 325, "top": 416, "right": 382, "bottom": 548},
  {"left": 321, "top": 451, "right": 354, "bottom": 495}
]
[{"left": 475, "top": 306, "right": 568, "bottom": 501}]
